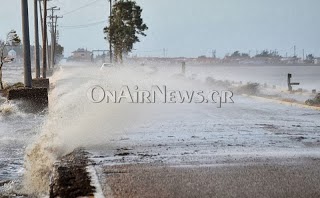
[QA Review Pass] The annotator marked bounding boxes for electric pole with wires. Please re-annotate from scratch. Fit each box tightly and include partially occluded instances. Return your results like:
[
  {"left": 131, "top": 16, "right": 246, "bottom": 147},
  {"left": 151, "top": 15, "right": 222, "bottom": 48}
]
[
  {"left": 39, "top": 0, "right": 51, "bottom": 78},
  {"left": 48, "top": 6, "right": 62, "bottom": 68}
]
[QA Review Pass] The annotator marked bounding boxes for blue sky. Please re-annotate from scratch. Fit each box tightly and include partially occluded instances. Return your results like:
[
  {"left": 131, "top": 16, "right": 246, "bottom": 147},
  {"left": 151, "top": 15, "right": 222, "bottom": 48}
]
[{"left": 1, "top": 0, "right": 320, "bottom": 58}]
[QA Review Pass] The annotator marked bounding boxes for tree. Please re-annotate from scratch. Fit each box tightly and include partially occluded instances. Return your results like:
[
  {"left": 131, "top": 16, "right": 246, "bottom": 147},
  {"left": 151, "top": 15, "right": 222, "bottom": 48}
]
[
  {"left": 49, "top": 43, "right": 64, "bottom": 64},
  {"left": 305, "top": 54, "right": 315, "bottom": 64},
  {"left": 255, "top": 50, "right": 280, "bottom": 58},
  {"left": 104, "top": 0, "right": 148, "bottom": 63},
  {"left": 55, "top": 43, "right": 64, "bottom": 63},
  {"left": 231, "top": 51, "right": 241, "bottom": 57},
  {"left": 228, "top": 51, "right": 250, "bottom": 58},
  {"left": 0, "top": 30, "right": 21, "bottom": 90}
]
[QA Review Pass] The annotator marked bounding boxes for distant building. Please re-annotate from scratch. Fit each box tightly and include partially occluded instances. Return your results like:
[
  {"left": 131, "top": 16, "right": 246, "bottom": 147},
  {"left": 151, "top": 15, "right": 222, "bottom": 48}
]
[
  {"left": 280, "top": 57, "right": 301, "bottom": 64},
  {"left": 68, "top": 48, "right": 92, "bottom": 62}
]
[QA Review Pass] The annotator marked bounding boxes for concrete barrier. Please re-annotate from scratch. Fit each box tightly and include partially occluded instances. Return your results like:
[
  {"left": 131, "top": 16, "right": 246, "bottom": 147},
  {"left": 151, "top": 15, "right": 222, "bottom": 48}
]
[
  {"left": 7, "top": 88, "right": 48, "bottom": 110},
  {"left": 32, "top": 78, "right": 50, "bottom": 89},
  {"left": 50, "top": 149, "right": 95, "bottom": 198}
]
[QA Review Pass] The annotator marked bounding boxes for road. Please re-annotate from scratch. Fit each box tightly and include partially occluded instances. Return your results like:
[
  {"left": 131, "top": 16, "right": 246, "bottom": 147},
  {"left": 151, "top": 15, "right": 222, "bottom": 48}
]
[
  {"left": 87, "top": 95, "right": 320, "bottom": 198},
  {"left": 101, "top": 159, "right": 320, "bottom": 198},
  {"left": 14, "top": 64, "right": 319, "bottom": 197}
]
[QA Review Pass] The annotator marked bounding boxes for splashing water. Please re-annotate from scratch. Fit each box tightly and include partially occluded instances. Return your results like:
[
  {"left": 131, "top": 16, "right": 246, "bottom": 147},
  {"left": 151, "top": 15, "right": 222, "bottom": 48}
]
[
  {"left": 21, "top": 63, "right": 320, "bottom": 196},
  {"left": 22, "top": 63, "right": 187, "bottom": 195},
  {"left": 0, "top": 102, "right": 17, "bottom": 116}
]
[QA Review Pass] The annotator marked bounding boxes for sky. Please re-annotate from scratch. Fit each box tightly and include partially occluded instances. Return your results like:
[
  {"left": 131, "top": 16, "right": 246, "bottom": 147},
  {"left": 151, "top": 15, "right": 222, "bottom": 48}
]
[{"left": 1, "top": 0, "right": 320, "bottom": 58}]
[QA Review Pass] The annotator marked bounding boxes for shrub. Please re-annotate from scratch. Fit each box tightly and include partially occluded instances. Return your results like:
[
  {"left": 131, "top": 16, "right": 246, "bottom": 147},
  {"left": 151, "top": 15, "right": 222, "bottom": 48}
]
[
  {"left": 236, "top": 83, "right": 260, "bottom": 95},
  {"left": 305, "top": 93, "right": 320, "bottom": 106},
  {"left": 2, "top": 82, "right": 24, "bottom": 97}
]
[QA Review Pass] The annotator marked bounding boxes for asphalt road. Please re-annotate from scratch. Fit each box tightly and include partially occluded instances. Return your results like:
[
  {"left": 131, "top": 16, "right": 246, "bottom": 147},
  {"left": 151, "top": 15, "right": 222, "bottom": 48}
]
[{"left": 102, "top": 158, "right": 320, "bottom": 198}]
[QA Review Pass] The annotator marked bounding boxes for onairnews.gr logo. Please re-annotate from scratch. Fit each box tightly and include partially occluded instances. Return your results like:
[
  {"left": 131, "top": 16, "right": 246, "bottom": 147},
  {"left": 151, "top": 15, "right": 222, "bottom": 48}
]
[{"left": 87, "top": 85, "right": 234, "bottom": 108}]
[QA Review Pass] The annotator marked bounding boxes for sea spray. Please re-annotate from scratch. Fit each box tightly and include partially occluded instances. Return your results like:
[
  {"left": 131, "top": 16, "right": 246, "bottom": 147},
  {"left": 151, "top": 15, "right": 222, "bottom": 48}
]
[
  {"left": 23, "top": 131, "right": 61, "bottom": 194},
  {"left": 22, "top": 68, "right": 67, "bottom": 194},
  {"left": 22, "top": 64, "right": 159, "bottom": 194},
  {"left": 0, "top": 102, "right": 16, "bottom": 116},
  {"left": 22, "top": 63, "right": 209, "bottom": 195}
]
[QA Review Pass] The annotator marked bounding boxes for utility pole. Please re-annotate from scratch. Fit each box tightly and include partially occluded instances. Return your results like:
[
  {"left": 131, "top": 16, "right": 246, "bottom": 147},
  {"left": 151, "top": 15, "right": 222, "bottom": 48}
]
[
  {"left": 42, "top": 0, "right": 48, "bottom": 78},
  {"left": 48, "top": 20, "right": 61, "bottom": 67},
  {"left": 109, "top": 0, "right": 113, "bottom": 63},
  {"left": 52, "top": 16, "right": 61, "bottom": 66},
  {"left": 54, "top": 16, "right": 62, "bottom": 65},
  {"left": 39, "top": 0, "right": 44, "bottom": 40},
  {"left": 50, "top": 21, "right": 54, "bottom": 68},
  {"left": 39, "top": 0, "right": 45, "bottom": 68},
  {"left": 39, "top": 0, "right": 52, "bottom": 72},
  {"left": 34, "top": 0, "right": 40, "bottom": 78},
  {"left": 21, "top": 0, "right": 32, "bottom": 88},
  {"left": 294, "top": 45, "right": 296, "bottom": 57},
  {"left": 48, "top": 7, "right": 61, "bottom": 68},
  {"left": 48, "top": 7, "right": 60, "bottom": 68},
  {"left": 302, "top": 49, "right": 305, "bottom": 61}
]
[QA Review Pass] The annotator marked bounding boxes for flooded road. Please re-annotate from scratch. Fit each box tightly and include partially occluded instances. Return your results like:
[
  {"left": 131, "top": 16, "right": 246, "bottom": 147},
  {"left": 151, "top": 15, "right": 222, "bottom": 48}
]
[{"left": 0, "top": 63, "right": 320, "bottom": 197}]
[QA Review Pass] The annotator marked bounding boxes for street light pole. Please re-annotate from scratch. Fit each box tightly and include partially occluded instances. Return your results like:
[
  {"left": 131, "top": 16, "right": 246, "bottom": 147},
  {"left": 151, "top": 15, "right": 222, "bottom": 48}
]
[
  {"left": 34, "top": 0, "right": 41, "bottom": 78},
  {"left": 21, "top": 0, "right": 32, "bottom": 88}
]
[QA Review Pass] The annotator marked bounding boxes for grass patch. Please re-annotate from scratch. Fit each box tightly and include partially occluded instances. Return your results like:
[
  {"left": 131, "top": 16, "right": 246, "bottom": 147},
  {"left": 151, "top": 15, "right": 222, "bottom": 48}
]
[
  {"left": 1, "top": 82, "right": 24, "bottom": 97},
  {"left": 236, "top": 83, "right": 260, "bottom": 95}
]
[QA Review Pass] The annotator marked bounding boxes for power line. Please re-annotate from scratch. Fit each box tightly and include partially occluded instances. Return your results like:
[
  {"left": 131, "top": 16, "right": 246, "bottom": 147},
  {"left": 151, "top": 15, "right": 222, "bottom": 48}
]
[
  {"left": 61, "top": 0, "right": 102, "bottom": 16},
  {"left": 60, "top": 20, "right": 107, "bottom": 29}
]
